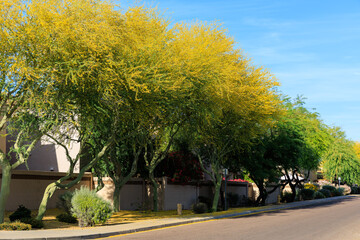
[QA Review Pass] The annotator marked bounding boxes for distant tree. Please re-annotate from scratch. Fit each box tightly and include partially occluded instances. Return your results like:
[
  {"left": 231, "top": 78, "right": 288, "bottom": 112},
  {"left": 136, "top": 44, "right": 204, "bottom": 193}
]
[
  {"left": 233, "top": 97, "right": 330, "bottom": 204},
  {"left": 236, "top": 120, "right": 315, "bottom": 205},
  {"left": 353, "top": 142, "right": 360, "bottom": 159},
  {"left": 322, "top": 128, "right": 360, "bottom": 185},
  {"left": 279, "top": 97, "right": 330, "bottom": 201}
]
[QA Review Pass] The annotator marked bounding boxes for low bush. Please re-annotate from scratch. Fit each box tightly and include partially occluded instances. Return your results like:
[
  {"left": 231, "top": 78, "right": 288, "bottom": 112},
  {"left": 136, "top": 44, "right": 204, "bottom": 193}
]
[
  {"left": 56, "top": 213, "right": 78, "bottom": 224},
  {"left": 322, "top": 185, "right": 337, "bottom": 196},
  {"left": 351, "top": 186, "right": 359, "bottom": 194},
  {"left": 198, "top": 196, "right": 212, "bottom": 209},
  {"left": 281, "top": 191, "right": 293, "bottom": 203},
  {"left": 71, "top": 187, "right": 113, "bottom": 227},
  {"left": 319, "top": 189, "right": 331, "bottom": 198},
  {"left": 333, "top": 187, "right": 344, "bottom": 196},
  {"left": 300, "top": 189, "right": 315, "bottom": 200},
  {"left": 21, "top": 218, "right": 44, "bottom": 229},
  {"left": 192, "top": 202, "right": 208, "bottom": 214},
  {"left": 57, "top": 191, "right": 74, "bottom": 215},
  {"left": 314, "top": 191, "right": 326, "bottom": 199},
  {"left": 0, "top": 221, "right": 31, "bottom": 231},
  {"left": 9, "top": 205, "right": 31, "bottom": 222}
]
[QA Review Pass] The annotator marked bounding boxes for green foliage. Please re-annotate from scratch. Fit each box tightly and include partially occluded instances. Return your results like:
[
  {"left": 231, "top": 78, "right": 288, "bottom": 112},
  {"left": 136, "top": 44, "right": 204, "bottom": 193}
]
[
  {"left": 57, "top": 192, "right": 74, "bottom": 215},
  {"left": 198, "top": 196, "right": 212, "bottom": 210},
  {"left": 319, "top": 189, "right": 331, "bottom": 198},
  {"left": 333, "top": 188, "right": 344, "bottom": 196},
  {"left": 9, "top": 205, "right": 31, "bottom": 222},
  {"left": 226, "top": 192, "right": 240, "bottom": 207},
  {"left": 192, "top": 203, "right": 208, "bottom": 214},
  {"left": 351, "top": 186, "right": 359, "bottom": 194},
  {"left": 300, "top": 189, "right": 315, "bottom": 200},
  {"left": 71, "top": 187, "right": 113, "bottom": 227},
  {"left": 281, "top": 191, "right": 294, "bottom": 203},
  {"left": 314, "top": 191, "right": 326, "bottom": 199},
  {"left": 0, "top": 221, "right": 32, "bottom": 231},
  {"left": 21, "top": 218, "right": 44, "bottom": 229},
  {"left": 322, "top": 131, "right": 360, "bottom": 185},
  {"left": 322, "top": 185, "right": 337, "bottom": 196},
  {"left": 56, "top": 213, "right": 78, "bottom": 224},
  {"left": 322, "top": 185, "right": 337, "bottom": 192}
]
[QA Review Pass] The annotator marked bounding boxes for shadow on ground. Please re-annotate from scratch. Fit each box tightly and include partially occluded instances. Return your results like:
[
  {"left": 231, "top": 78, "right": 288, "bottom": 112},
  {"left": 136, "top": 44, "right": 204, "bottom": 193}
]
[{"left": 235, "top": 195, "right": 358, "bottom": 219}]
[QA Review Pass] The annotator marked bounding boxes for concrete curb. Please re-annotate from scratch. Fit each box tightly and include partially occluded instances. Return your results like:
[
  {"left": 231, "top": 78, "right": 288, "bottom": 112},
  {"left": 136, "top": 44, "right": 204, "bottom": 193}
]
[{"left": 0, "top": 195, "right": 355, "bottom": 240}]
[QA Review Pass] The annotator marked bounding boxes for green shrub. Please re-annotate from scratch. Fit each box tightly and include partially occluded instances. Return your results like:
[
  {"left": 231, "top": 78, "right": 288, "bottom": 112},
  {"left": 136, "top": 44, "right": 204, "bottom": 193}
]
[
  {"left": 0, "top": 221, "right": 31, "bottom": 230},
  {"left": 21, "top": 218, "right": 44, "bottom": 229},
  {"left": 300, "top": 189, "right": 315, "bottom": 200},
  {"left": 7, "top": 205, "right": 43, "bottom": 228},
  {"left": 333, "top": 187, "right": 344, "bottom": 196},
  {"left": 319, "top": 189, "right": 331, "bottom": 198},
  {"left": 281, "top": 191, "right": 294, "bottom": 203},
  {"left": 314, "top": 191, "right": 326, "bottom": 199},
  {"left": 192, "top": 202, "right": 208, "bottom": 214},
  {"left": 71, "top": 187, "right": 113, "bottom": 227},
  {"left": 322, "top": 185, "right": 337, "bottom": 196},
  {"left": 56, "top": 213, "right": 78, "bottom": 224},
  {"left": 9, "top": 205, "right": 31, "bottom": 222},
  {"left": 351, "top": 186, "right": 359, "bottom": 194},
  {"left": 198, "top": 196, "right": 211, "bottom": 209},
  {"left": 226, "top": 192, "right": 239, "bottom": 207},
  {"left": 57, "top": 191, "right": 74, "bottom": 215}
]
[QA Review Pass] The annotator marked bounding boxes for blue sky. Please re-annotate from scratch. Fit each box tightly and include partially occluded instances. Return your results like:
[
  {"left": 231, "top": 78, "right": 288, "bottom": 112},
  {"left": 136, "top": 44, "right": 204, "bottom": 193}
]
[{"left": 120, "top": 0, "right": 360, "bottom": 141}]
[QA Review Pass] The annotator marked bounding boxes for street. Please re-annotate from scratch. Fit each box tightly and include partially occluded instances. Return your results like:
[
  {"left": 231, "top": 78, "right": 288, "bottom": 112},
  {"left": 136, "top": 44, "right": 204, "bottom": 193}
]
[{"left": 103, "top": 196, "right": 360, "bottom": 240}]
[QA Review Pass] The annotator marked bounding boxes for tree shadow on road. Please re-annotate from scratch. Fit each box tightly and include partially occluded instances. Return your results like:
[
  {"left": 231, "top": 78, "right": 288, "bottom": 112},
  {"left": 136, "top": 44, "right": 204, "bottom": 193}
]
[{"left": 235, "top": 195, "right": 359, "bottom": 219}]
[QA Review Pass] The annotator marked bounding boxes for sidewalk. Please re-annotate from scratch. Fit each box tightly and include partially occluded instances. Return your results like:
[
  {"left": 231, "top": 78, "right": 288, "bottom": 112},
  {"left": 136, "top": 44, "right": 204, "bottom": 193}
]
[{"left": 0, "top": 195, "right": 355, "bottom": 240}]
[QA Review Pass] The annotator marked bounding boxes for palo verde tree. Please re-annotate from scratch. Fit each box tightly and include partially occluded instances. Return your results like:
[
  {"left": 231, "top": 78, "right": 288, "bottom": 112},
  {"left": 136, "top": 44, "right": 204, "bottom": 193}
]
[
  {"left": 35, "top": 103, "right": 119, "bottom": 220},
  {"left": 170, "top": 23, "right": 282, "bottom": 212},
  {"left": 321, "top": 127, "right": 360, "bottom": 185},
  {"left": 230, "top": 96, "right": 330, "bottom": 205},
  {"left": 89, "top": 114, "right": 148, "bottom": 212},
  {"left": 34, "top": 3, "right": 191, "bottom": 215},
  {"left": 22, "top": 0, "right": 128, "bottom": 220},
  {"left": 234, "top": 133, "right": 282, "bottom": 206},
  {"left": 278, "top": 97, "right": 331, "bottom": 201},
  {"left": 0, "top": 0, "right": 65, "bottom": 223},
  {"left": 354, "top": 142, "right": 360, "bottom": 159}
]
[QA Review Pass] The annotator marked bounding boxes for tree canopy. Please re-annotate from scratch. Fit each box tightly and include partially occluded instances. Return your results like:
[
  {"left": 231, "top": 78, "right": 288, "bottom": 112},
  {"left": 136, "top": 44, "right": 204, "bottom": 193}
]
[{"left": 1, "top": 0, "right": 358, "bottom": 220}]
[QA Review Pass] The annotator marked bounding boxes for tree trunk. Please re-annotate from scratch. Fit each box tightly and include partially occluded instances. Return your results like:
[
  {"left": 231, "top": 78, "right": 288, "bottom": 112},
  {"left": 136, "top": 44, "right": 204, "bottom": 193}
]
[
  {"left": 255, "top": 181, "right": 266, "bottom": 206},
  {"left": 149, "top": 169, "right": 159, "bottom": 212},
  {"left": 36, "top": 182, "right": 59, "bottom": 221},
  {"left": 113, "top": 184, "right": 121, "bottom": 212},
  {"left": 260, "top": 191, "right": 268, "bottom": 206},
  {"left": 0, "top": 163, "right": 12, "bottom": 223},
  {"left": 211, "top": 177, "right": 222, "bottom": 212},
  {"left": 111, "top": 153, "right": 139, "bottom": 212},
  {"left": 289, "top": 182, "right": 297, "bottom": 201}
]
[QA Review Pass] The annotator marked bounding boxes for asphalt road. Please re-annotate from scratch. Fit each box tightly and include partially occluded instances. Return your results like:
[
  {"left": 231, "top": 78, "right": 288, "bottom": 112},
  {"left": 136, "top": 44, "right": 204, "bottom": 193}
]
[{"left": 104, "top": 197, "right": 360, "bottom": 240}]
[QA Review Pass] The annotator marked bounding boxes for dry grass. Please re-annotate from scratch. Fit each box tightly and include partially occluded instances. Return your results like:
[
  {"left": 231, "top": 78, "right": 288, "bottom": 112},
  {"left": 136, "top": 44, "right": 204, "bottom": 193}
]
[{"left": 4, "top": 205, "right": 275, "bottom": 230}]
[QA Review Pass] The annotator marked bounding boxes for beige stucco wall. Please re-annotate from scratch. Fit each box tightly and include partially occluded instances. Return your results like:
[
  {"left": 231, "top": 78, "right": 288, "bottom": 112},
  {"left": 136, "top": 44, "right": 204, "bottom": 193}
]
[
  {"left": 95, "top": 177, "right": 249, "bottom": 211},
  {"left": 0, "top": 170, "right": 92, "bottom": 211},
  {"left": 15, "top": 136, "right": 80, "bottom": 173},
  {"left": 248, "top": 183, "right": 280, "bottom": 204},
  {"left": 227, "top": 183, "right": 248, "bottom": 200},
  {"left": 94, "top": 177, "right": 147, "bottom": 211},
  {"left": 164, "top": 184, "right": 198, "bottom": 210}
]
